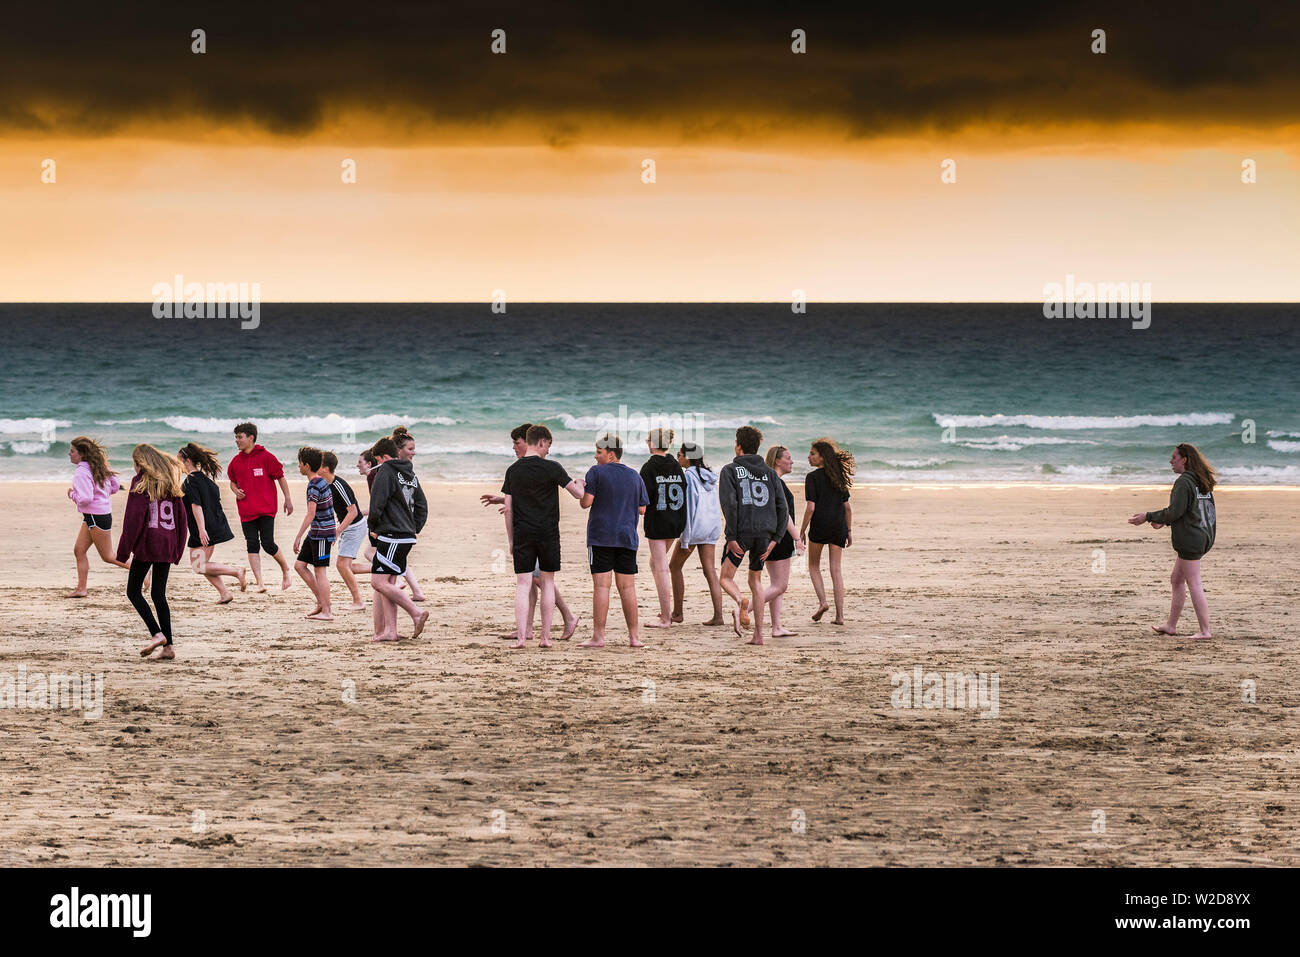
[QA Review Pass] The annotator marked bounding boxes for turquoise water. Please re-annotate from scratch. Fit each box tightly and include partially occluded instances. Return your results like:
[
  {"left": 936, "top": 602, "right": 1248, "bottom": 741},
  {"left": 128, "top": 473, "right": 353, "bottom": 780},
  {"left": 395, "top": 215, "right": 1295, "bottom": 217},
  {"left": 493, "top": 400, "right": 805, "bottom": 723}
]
[{"left": 1, "top": 303, "right": 1296, "bottom": 483}]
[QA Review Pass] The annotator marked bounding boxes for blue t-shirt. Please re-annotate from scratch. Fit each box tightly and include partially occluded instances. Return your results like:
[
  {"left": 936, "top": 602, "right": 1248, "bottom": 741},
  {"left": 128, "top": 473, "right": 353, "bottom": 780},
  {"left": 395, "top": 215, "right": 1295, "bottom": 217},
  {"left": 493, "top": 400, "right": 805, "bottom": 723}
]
[{"left": 584, "top": 462, "right": 649, "bottom": 549}]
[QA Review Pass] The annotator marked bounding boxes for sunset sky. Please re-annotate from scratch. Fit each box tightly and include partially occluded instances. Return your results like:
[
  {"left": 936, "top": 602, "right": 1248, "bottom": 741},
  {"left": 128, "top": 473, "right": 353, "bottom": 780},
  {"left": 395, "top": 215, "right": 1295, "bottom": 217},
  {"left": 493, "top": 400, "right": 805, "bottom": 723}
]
[{"left": 1, "top": 2, "right": 1296, "bottom": 301}]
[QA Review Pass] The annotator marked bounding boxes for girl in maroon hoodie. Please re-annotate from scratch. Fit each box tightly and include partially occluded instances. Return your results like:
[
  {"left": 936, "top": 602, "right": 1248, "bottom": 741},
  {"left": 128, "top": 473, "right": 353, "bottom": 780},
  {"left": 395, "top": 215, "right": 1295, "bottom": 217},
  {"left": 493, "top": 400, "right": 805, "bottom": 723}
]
[{"left": 115, "top": 444, "right": 188, "bottom": 661}]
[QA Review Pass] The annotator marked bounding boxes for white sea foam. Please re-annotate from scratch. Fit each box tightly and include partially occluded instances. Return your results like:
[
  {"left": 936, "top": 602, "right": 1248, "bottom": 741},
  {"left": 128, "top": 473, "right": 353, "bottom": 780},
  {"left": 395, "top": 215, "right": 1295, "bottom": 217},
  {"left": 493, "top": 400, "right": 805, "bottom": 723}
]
[
  {"left": 158, "top": 414, "right": 458, "bottom": 434},
  {"left": 2, "top": 441, "right": 52, "bottom": 454},
  {"left": 1267, "top": 440, "right": 1300, "bottom": 453},
  {"left": 883, "top": 458, "right": 948, "bottom": 468},
  {"left": 0, "top": 418, "right": 71, "bottom": 434},
  {"left": 933, "top": 412, "right": 1234, "bottom": 430},
  {"left": 960, "top": 435, "right": 1099, "bottom": 452},
  {"left": 555, "top": 413, "right": 780, "bottom": 431}
]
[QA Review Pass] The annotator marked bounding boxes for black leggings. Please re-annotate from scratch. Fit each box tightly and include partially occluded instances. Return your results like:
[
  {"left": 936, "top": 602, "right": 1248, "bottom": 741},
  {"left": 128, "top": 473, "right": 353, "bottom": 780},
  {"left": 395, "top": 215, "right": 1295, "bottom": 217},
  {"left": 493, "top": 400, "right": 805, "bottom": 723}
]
[
  {"left": 127, "top": 560, "right": 173, "bottom": 645},
  {"left": 241, "top": 515, "right": 279, "bottom": 555}
]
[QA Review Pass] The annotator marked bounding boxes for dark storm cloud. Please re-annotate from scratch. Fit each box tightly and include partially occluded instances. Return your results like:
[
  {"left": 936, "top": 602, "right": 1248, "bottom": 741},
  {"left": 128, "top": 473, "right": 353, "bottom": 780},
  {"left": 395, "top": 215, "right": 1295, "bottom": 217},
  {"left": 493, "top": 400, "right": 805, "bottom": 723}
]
[{"left": 1, "top": 1, "right": 1296, "bottom": 139}]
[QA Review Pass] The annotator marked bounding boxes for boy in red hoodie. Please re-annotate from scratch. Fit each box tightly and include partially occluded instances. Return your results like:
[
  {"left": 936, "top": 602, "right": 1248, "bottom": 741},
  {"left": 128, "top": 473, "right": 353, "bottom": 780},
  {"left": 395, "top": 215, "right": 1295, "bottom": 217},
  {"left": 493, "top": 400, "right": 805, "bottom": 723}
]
[
  {"left": 116, "top": 444, "right": 189, "bottom": 660},
  {"left": 226, "top": 422, "right": 294, "bottom": 592}
]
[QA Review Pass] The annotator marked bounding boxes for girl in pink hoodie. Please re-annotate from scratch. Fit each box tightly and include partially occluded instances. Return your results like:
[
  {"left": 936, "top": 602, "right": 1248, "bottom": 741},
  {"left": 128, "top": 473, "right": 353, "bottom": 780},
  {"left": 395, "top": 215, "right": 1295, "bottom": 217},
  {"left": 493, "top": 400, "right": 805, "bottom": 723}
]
[
  {"left": 115, "top": 444, "right": 188, "bottom": 660},
  {"left": 66, "top": 436, "right": 129, "bottom": 597}
]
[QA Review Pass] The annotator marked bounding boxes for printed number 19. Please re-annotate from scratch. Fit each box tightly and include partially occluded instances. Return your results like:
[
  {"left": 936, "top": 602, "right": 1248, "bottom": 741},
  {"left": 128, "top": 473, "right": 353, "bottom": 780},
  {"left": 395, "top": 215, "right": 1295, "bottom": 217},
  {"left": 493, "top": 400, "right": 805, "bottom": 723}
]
[
  {"left": 739, "top": 478, "right": 769, "bottom": 507},
  {"left": 656, "top": 483, "right": 685, "bottom": 511}
]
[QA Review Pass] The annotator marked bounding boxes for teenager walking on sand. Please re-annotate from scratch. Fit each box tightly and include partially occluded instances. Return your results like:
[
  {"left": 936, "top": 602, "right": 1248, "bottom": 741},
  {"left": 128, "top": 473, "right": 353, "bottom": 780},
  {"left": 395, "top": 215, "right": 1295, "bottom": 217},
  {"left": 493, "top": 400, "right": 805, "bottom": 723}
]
[
  {"left": 226, "top": 422, "right": 293, "bottom": 592},
  {"left": 764, "top": 444, "right": 805, "bottom": 637},
  {"left": 640, "top": 427, "right": 687, "bottom": 629},
  {"left": 668, "top": 442, "right": 724, "bottom": 625},
  {"left": 389, "top": 427, "right": 428, "bottom": 602},
  {"left": 579, "top": 433, "right": 648, "bottom": 648},
  {"left": 322, "top": 450, "right": 366, "bottom": 611},
  {"left": 799, "top": 438, "right": 854, "bottom": 625},
  {"left": 178, "top": 442, "right": 246, "bottom": 602},
  {"left": 1129, "top": 443, "right": 1217, "bottom": 640},
  {"left": 116, "top": 444, "right": 188, "bottom": 660},
  {"left": 367, "top": 436, "right": 430, "bottom": 642},
  {"left": 66, "top": 435, "right": 128, "bottom": 596},
  {"left": 718, "top": 426, "right": 789, "bottom": 645}
]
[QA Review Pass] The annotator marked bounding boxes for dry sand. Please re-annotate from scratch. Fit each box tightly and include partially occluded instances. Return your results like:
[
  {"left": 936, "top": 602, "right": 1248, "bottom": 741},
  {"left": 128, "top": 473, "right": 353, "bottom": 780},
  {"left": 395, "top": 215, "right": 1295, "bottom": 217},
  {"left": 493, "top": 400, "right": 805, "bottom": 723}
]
[{"left": 0, "top": 481, "right": 1296, "bottom": 866}]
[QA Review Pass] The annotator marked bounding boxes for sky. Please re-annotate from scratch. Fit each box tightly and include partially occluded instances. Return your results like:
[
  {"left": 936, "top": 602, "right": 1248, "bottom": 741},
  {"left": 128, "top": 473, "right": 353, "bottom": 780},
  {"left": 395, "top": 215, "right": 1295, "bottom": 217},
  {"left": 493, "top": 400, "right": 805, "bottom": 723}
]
[{"left": 1, "top": 2, "right": 1296, "bottom": 301}]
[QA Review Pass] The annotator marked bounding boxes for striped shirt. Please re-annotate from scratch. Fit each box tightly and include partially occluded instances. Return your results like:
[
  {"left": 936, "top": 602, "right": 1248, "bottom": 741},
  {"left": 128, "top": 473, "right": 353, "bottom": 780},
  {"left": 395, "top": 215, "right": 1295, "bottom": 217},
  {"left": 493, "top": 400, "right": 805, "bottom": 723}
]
[
  {"left": 306, "top": 477, "right": 336, "bottom": 540},
  {"left": 330, "top": 476, "right": 362, "bottom": 525}
]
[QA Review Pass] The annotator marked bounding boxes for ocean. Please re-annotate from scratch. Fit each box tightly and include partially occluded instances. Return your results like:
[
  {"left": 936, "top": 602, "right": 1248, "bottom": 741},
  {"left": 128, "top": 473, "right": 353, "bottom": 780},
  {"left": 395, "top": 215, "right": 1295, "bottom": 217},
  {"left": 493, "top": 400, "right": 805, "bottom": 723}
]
[{"left": 1, "top": 303, "right": 1296, "bottom": 484}]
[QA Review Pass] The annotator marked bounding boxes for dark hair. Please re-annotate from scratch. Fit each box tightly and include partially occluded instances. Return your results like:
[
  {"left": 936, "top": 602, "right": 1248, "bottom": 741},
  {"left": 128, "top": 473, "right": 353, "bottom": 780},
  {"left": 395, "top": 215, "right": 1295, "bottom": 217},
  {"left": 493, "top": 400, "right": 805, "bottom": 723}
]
[
  {"left": 811, "top": 437, "right": 855, "bottom": 494},
  {"left": 321, "top": 450, "right": 339, "bottom": 471},
  {"left": 511, "top": 423, "right": 533, "bottom": 443},
  {"left": 371, "top": 437, "right": 400, "bottom": 459},
  {"left": 679, "top": 442, "right": 708, "bottom": 473},
  {"left": 526, "top": 424, "right": 553, "bottom": 445},
  {"left": 234, "top": 422, "right": 258, "bottom": 441},
  {"left": 361, "top": 448, "right": 379, "bottom": 467},
  {"left": 596, "top": 432, "right": 624, "bottom": 460},
  {"left": 1176, "top": 443, "right": 1217, "bottom": 494},
  {"left": 298, "top": 446, "right": 323, "bottom": 471},
  {"left": 391, "top": 426, "right": 414, "bottom": 449},
  {"left": 735, "top": 426, "right": 762, "bottom": 455},
  {"left": 178, "top": 442, "right": 222, "bottom": 479}
]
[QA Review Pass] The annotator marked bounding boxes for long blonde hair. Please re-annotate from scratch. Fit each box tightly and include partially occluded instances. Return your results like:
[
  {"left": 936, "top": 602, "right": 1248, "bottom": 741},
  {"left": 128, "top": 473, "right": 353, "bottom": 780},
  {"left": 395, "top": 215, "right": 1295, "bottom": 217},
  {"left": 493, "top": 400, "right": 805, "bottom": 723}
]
[
  {"left": 131, "top": 444, "right": 184, "bottom": 501},
  {"left": 70, "top": 435, "right": 117, "bottom": 487}
]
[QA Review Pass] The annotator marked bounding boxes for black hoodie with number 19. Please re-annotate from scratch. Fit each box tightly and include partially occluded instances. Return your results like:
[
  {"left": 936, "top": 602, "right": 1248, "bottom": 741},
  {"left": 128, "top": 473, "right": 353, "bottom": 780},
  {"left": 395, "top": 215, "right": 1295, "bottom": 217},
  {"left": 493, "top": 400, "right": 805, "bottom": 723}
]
[{"left": 718, "top": 453, "right": 789, "bottom": 548}]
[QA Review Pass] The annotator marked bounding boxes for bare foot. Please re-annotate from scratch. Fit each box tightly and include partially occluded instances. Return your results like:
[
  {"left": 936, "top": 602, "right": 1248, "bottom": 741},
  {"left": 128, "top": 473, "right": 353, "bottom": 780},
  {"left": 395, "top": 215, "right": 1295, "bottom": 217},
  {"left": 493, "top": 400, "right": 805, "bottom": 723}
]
[
  {"left": 771, "top": 627, "right": 797, "bottom": 637},
  {"left": 832, "top": 618, "right": 844, "bottom": 625},
  {"left": 252, "top": 583, "right": 268, "bottom": 594},
  {"left": 237, "top": 568, "right": 247, "bottom": 592},
  {"left": 739, "top": 597, "right": 751, "bottom": 628},
  {"left": 579, "top": 637, "right": 605, "bottom": 648},
  {"left": 411, "top": 610, "right": 430, "bottom": 639},
  {"left": 411, "top": 592, "right": 427, "bottom": 602},
  {"left": 645, "top": 617, "right": 672, "bottom": 629},
  {"left": 139, "top": 635, "right": 167, "bottom": 658},
  {"left": 1190, "top": 632, "right": 1213, "bottom": 640},
  {"left": 372, "top": 633, "right": 400, "bottom": 643},
  {"left": 559, "top": 616, "right": 580, "bottom": 640},
  {"left": 628, "top": 635, "right": 644, "bottom": 648},
  {"left": 147, "top": 645, "right": 176, "bottom": 661},
  {"left": 281, "top": 573, "right": 292, "bottom": 591},
  {"left": 216, "top": 595, "right": 234, "bottom": 605},
  {"left": 305, "top": 605, "right": 322, "bottom": 618},
  {"left": 539, "top": 636, "right": 552, "bottom": 648},
  {"left": 703, "top": 615, "right": 725, "bottom": 626},
  {"left": 512, "top": 636, "right": 528, "bottom": 649},
  {"left": 812, "top": 604, "right": 829, "bottom": 622},
  {"left": 671, "top": 612, "right": 684, "bottom": 623},
  {"left": 306, "top": 612, "right": 334, "bottom": 621},
  {"left": 344, "top": 601, "right": 366, "bottom": 611},
  {"left": 748, "top": 635, "right": 764, "bottom": 646},
  {"left": 66, "top": 590, "right": 87, "bottom": 599},
  {"left": 1151, "top": 625, "right": 1177, "bottom": 636},
  {"left": 731, "top": 607, "right": 743, "bottom": 639}
]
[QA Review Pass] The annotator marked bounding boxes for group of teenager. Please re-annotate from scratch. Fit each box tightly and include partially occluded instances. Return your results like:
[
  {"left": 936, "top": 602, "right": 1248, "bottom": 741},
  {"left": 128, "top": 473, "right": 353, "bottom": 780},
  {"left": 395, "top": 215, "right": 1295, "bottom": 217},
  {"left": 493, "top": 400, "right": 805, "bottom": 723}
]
[
  {"left": 482, "top": 423, "right": 857, "bottom": 647},
  {"left": 64, "top": 414, "right": 1221, "bottom": 658}
]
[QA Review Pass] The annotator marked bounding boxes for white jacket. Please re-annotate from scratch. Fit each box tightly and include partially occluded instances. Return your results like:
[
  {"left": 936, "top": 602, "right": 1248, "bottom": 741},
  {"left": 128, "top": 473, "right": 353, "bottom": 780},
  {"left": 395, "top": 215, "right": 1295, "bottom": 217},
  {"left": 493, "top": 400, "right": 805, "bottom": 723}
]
[{"left": 680, "top": 466, "right": 722, "bottom": 546}]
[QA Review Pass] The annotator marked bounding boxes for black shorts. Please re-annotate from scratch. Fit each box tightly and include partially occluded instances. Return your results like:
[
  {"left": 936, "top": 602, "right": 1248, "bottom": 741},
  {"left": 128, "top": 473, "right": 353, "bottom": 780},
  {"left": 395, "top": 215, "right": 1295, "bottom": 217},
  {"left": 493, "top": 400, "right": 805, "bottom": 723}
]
[
  {"left": 514, "top": 536, "right": 561, "bottom": 574},
  {"left": 372, "top": 537, "right": 414, "bottom": 575},
  {"left": 241, "top": 514, "right": 280, "bottom": 555},
  {"left": 588, "top": 545, "right": 637, "bottom": 575},
  {"left": 297, "top": 538, "right": 332, "bottom": 567},
  {"left": 724, "top": 536, "right": 773, "bottom": 572},
  {"left": 82, "top": 513, "right": 112, "bottom": 531},
  {"left": 809, "top": 528, "right": 849, "bottom": 548},
  {"left": 768, "top": 533, "right": 795, "bottom": 562}
]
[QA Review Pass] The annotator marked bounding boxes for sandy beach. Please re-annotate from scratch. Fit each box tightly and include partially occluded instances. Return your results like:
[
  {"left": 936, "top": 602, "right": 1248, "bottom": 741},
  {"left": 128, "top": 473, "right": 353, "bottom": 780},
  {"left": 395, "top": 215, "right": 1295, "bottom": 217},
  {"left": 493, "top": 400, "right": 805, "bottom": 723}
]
[{"left": 0, "top": 480, "right": 1296, "bottom": 866}]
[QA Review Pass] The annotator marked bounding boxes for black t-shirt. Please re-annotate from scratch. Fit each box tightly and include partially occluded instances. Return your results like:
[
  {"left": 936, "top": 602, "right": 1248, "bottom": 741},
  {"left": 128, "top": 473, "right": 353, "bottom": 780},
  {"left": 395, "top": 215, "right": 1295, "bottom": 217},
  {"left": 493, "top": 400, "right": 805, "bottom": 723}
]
[
  {"left": 182, "top": 472, "right": 235, "bottom": 548},
  {"left": 640, "top": 454, "right": 687, "bottom": 540},
  {"left": 777, "top": 479, "right": 795, "bottom": 546},
  {"left": 330, "top": 476, "right": 361, "bottom": 524},
  {"left": 805, "top": 468, "right": 849, "bottom": 539},
  {"left": 502, "top": 456, "right": 573, "bottom": 540}
]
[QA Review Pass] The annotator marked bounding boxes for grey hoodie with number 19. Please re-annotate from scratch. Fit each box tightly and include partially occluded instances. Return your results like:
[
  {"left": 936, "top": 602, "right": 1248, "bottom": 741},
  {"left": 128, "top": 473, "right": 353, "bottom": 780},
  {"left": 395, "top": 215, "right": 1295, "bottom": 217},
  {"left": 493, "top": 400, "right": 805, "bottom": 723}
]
[{"left": 718, "top": 454, "right": 789, "bottom": 546}]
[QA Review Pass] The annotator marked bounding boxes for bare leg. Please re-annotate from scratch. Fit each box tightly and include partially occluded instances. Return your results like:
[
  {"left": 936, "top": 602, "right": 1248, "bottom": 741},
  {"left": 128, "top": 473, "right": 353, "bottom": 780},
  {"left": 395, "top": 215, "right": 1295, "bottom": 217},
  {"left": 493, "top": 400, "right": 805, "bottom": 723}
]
[
  {"left": 247, "top": 552, "right": 267, "bottom": 592},
  {"left": 1158, "top": 561, "right": 1187, "bottom": 634},
  {"left": 372, "top": 574, "right": 427, "bottom": 634},
  {"left": 697, "top": 544, "right": 725, "bottom": 624},
  {"left": 537, "top": 571, "right": 556, "bottom": 647},
  {"left": 513, "top": 572, "right": 533, "bottom": 648},
  {"left": 404, "top": 566, "right": 426, "bottom": 601},
  {"left": 828, "top": 544, "right": 846, "bottom": 624},
  {"left": 338, "top": 557, "right": 365, "bottom": 609},
  {"left": 555, "top": 585, "right": 578, "bottom": 639},
  {"left": 90, "top": 526, "right": 129, "bottom": 569},
  {"left": 371, "top": 576, "right": 399, "bottom": 641},
  {"left": 581, "top": 572, "right": 612, "bottom": 647},
  {"left": 1180, "top": 558, "right": 1212, "bottom": 639},
  {"left": 295, "top": 561, "right": 320, "bottom": 614},
  {"left": 808, "top": 542, "right": 829, "bottom": 620},
  {"left": 69, "top": 524, "right": 92, "bottom": 596},
  {"left": 766, "top": 558, "right": 795, "bottom": 636},
  {"left": 719, "top": 555, "right": 745, "bottom": 636},
  {"left": 669, "top": 540, "right": 691, "bottom": 622},
  {"left": 615, "top": 572, "right": 642, "bottom": 647},
  {"left": 644, "top": 539, "right": 673, "bottom": 627},
  {"left": 270, "top": 548, "right": 292, "bottom": 591},
  {"left": 746, "top": 568, "right": 767, "bottom": 645},
  {"left": 307, "top": 566, "right": 333, "bottom": 620}
]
